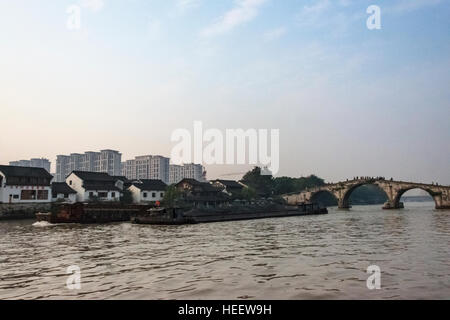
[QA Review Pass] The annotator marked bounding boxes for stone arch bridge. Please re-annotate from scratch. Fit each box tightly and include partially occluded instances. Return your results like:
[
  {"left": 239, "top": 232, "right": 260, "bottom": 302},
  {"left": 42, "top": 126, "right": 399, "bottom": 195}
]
[{"left": 283, "top": 178, "right": 450, "bottom": 210}]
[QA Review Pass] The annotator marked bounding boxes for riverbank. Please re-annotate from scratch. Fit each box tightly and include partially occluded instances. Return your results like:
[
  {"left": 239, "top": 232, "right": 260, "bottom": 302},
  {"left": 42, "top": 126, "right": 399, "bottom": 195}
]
[{"left": 0, "top": 203, "right": 51, "bottom": 221}]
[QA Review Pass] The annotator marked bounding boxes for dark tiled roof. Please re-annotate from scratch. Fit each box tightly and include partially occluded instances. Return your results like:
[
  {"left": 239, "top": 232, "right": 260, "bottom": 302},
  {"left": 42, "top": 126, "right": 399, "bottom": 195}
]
[
  {"left": 69, "top": 171, "right": 121, "bottom": 191},
  {"left": 132, "top": 180, "right": 167, "bottom": 191},
  {"left": 177, "top": 178, "right": 220, "bottom": 193},
  {"left": 51, "top": 182, "right": 76, "bottom": 196},
  {"left": 71, "top": 171, "right": 116, "bottom": 182},
  {"left": 83, "top": 183, "right": 122, "bottom": 192},
  {"left": 212, "top": 179, "right": 243, "bottom": 188},
  {"left": 0, "top": 165, "right": 52, "bottom": 179},
  {"left": 200, "top": 183, "right": 220, "bottom": 192},
  {"left": 113, "top": 176, "right": 130, "bottom": 183},
  {"left": 178, "top": 178, "right": 203, "bottom": 186},
  {"left": 0, "top": 165, "right": 52, "bottom": 186}
]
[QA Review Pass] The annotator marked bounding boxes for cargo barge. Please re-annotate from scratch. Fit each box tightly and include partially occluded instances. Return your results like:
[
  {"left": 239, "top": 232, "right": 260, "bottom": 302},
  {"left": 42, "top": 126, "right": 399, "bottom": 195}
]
[
  {"left": 36, "top": 203, "right": 152, "bottom": 224},
  {"left": 131, "top": 203, "right": 328, "bottom": 225}
]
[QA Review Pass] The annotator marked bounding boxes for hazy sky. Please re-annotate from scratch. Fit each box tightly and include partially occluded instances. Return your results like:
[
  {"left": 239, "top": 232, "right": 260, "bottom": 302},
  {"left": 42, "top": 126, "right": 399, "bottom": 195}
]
[{"left": 0, "top": 0, "right": 449, "bottom": 183}]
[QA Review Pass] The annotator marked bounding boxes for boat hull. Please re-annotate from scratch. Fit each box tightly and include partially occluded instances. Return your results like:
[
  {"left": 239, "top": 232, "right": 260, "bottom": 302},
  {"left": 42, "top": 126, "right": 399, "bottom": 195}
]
[
  {"left": 132, "top": 205, "right": 328, "bottom": 225},
  {"left": 36, "top": 203, "right": 152, "bottom": 224}
]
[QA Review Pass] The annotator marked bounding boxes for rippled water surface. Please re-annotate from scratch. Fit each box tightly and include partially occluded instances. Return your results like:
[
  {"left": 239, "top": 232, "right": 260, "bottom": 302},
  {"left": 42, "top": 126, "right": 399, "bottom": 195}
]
[{"left": 0, "top": 202, "right": 449, "bottom": 299}]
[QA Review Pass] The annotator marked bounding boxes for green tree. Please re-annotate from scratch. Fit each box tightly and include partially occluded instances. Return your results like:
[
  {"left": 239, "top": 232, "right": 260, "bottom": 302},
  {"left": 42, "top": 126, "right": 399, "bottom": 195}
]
[
  {"left": 162, "top": 185, "right": 181, "bottom": 207},
  {"left": 241, "top": 167, "right": 274, "bottom": 197},
  {"left": 272, "top": 175, "right": 326, "bottom": 195},
  {"left": 240, "top": 186, "right": 257, "bottom": 201}
]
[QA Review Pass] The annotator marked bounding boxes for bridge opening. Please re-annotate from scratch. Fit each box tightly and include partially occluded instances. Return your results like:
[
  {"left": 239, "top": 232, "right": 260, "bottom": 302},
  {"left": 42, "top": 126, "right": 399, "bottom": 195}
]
[
  {"left": 397, "top": 188, "right": 436, "bottom": 209},
  {"left": 343, "top": 184, "right": 388, "bottom": 208},
  {"left": 311, "top": 191, "right": 338, "bottom": 207}
]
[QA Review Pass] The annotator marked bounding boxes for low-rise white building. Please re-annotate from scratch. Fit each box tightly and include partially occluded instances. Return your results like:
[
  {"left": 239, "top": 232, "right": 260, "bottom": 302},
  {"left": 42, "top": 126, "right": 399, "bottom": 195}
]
[
  {"left": 66, "top": 171, "right": 123, "bottom": 202},
  {"left": 51, "top": 182, "right": 77, "bottom": 203},
  {"left": 128, "top": 179, "right": 167, "bottom": 204},
  {"left": 0, "top": 165, "right": 53, "bottom": 204}
]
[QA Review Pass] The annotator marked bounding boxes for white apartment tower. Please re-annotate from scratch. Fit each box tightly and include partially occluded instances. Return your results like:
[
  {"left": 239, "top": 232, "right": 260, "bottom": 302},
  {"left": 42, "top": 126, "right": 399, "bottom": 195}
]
[
  {"left": 9, "top": 158, "right": 51, "bottom": 173},
  {"left": 55, "top": 150, "right": 122, "bottom": 182},
  {"left": 55, "top": 155, "right": 70, "bottom": 182},
  {"left": 169, "top": 163, "right": 206, "bottom": 184},
  {"left": 100, "top": 149, "right": 122, "bottom": 176},
  {"left": 122, "top": 155, "right": 170, "bottom": 184},
  {"left": 169, "top": 165, "right": 184, "bottom": 185}
]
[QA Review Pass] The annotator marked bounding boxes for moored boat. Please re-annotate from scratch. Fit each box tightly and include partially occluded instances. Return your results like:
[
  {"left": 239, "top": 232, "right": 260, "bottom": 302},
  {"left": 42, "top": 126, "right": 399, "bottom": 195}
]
[
  {"left": 36, "top": 203, "right": 152, "bottom": 224},
  {"left": 131, "top": 203, "right": 327, "bottom": 225}
]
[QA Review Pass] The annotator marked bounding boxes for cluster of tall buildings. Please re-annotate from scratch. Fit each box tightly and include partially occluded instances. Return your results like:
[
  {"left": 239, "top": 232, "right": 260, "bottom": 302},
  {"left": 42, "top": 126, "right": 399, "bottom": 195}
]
[
  {"left": 51, "top": 150, "right": 206, "bottom": 184},
  {"left": 121, "top": 155, "right": 170, "bottom": 183},
  {"left": 55, "top": 150, "right": 122, "bottom": 182},
  {"left": 9, "top": 158, "right": 51, "bottom": 173},
  {"left": 121, "top": 156, "right": 206, "bottom": 185}
]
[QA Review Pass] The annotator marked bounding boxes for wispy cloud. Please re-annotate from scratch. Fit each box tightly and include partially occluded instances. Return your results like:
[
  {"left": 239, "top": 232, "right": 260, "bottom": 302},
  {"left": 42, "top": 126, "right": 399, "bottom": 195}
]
[
  {"left": 263, "top": 27, "right": 287, "bottom": 41},
  {"left": 201, "top": 0, "right": 267, "bottom": 37},
  {"left": 80, "top": 0, "right": 105, "bottom": 12}
]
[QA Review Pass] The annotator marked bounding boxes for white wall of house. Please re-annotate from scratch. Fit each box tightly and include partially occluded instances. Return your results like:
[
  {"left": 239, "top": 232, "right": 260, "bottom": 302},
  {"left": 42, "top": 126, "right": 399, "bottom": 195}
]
[
  {"left": 128, "top": 185, "right": 142, "bottom": 204},
  {"left": 66, "top": 173, "right": 85, "bottom": 202},
  {"left": 65, "top": 173, "right": 121, "bottom": 202},
  {"left": 52, "top": 193, "right": 77, "bottom": 203},
  {"left": 0, "top": 173, "right": 52, "bottom": 203},
  {"left": 83, "top": 190, "right": 121, "bottom": 202},
  {"left": 128, "top": 185, "right": 164, "bottom": 204}
]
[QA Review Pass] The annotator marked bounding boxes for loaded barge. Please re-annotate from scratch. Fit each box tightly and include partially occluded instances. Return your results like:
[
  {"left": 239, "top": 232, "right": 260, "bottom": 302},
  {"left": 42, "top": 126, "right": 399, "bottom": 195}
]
[
  {"left": 36, "top": 203, "right": 152, "bottom": 224},
  {"left": 131, "top": 203, "right": 327, "bottom": 225}
]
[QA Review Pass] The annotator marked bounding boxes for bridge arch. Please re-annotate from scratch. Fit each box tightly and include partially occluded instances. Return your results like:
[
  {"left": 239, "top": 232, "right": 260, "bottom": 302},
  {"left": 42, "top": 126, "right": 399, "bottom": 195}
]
[
  {"left": 393, "top": 187, "right": 438, "bottom": 209},
  {"left": 310, "top": 190, "right": 338, "bottom": 207},
  {"left": 341, "top": 181, "right": 389, "bottom": 209}
]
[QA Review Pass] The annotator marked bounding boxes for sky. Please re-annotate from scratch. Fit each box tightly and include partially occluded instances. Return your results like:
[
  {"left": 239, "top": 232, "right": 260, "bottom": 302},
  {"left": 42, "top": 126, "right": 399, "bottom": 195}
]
[{"left": 0, "top": 0, "right": 449, "bottom": 183}]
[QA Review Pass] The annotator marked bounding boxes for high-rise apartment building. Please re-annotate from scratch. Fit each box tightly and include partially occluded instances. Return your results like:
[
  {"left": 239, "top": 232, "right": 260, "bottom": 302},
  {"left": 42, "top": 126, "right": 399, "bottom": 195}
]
[
  {"left": 169, "top": 165, "right": 184, "bottom": 185},
  {"left": 55, "top": 150, "right": 122, "bottom": 182},
  {"left": 122, "top": 155, "right": 170, "bottom": 184},
  {"left": 169, "top": 163, "right": 206, "bottom": 184},
  {"left": 9, "top": 158, "right": 51, "bottom": 173},
  {"left": 100, "top": 150, "right": 122, "bottom": 176},
  {"left": 55, "top": 155, "right": 70, "bottom": 182}
]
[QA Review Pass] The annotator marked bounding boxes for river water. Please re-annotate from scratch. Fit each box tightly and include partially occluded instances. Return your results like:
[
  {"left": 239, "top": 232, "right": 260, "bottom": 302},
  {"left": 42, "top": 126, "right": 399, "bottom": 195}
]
[{"left": 0, "top": 202, "right": 449, "bottom": 300}]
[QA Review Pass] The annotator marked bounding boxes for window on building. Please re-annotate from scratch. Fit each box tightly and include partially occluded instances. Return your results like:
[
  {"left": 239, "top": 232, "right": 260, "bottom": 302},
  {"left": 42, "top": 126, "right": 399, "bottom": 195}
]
[
  {"left": 111, "top": 192, "right": 115, "bottom": 198},
  {"left": 69, "top": 180, "right": 72, "bottom": 185},
  {"left": 89, "top": 192, "right": 94, "bottom": 198},
  {"left": 160, "top": 192, "right": 164, "bottom": 197},
  {"left": 98, "top": 192, "right": 108, "bottom": 198},
  {"left": 152, "top": 192, "right": 156, "bottom": 198},
  {"left": 13, "top": 195, "right": 19, "bottom": 199},
  {"left": 37, "top": 190, "right": 49, "bottom": 200},
  {"left": 64, "top": 194, "right": 69, "bottom": 198},
  {"left": 21, "top": 190, "right": 36, "bottom": 200},
  {"left": 143, "top": 192, "right": 147, "bottom": 198}
]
